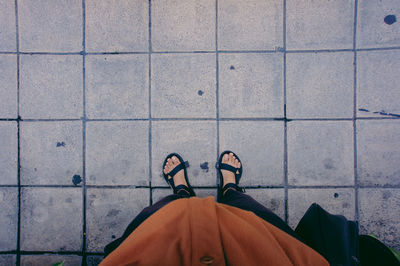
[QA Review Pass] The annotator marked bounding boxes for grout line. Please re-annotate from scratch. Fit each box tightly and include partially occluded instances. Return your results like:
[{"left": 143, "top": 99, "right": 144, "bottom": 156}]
[
  {"left": 219, "top": 49, "right": 282, "bottom": 53},
  {"left": 14, "top": 0, "right": 21, "bottom": 264},
  {"left": 356, "top": 46, "right": 400, "bottom": 52},
  {"left": 286, "top": 48, "right": 354, "bottom": 53},
  {"left": 283, "top": 0, "right": 289, "bottom": 224},
  {"left": 1, "top": 116, "right": 400, "bottom": 122},
  {"left": 353, "top": 0, "right": 359, "bottom": 223},
  {"left": 81, "top": 0, "right": 87, "bottom": 264},
  {"left": 148, "top": 0, "right": 153, "bottom": 205},
  {"left": 2, "top": 46, "right": 400, "bottom": 55},
  {"left": 215, "top": 0, "right": 220, "bottom": 186},
  {"left": 2, "top": 184, "right": 399, "bottom": 189}
]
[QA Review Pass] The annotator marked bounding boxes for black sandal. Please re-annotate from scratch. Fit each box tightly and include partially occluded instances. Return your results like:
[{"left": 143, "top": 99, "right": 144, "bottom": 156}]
[
  {"left": 216, "top": 150, "right": 244, "bottom": 199},
  {"left": 162, "top": 153, "right": 196, "bottom": 196}
]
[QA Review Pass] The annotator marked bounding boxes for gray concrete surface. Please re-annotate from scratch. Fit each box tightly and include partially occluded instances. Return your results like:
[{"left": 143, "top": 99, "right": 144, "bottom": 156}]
[
  {"left": 20, "top": 55, "right": 83, "bottom": 119},
  {"left": 86, "top": 188, "right": 148, "bottom": 252},
  {"left": 86, "top": 54, "right": 149, "bottom": 119},
  {"left": 20, "top": 188, "right": 82, "bottom": 251},
  {"left": 286, "top": 52, "right": 354, "bottom": 118},
  {"left": 219, "top": 53, "right": 283, "bottom": 118},
  {"left": 0, "top": 0, "right": 399, "bottom": 265}
]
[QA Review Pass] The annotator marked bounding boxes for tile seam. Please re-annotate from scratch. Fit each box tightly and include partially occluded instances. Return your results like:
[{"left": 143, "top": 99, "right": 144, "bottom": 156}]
[
  {"left": 15, "top": 0, "right": 21, "bottom": 264},
  {"left": 353, "top": 0, "right": 359, "bottom": 223},
  {"left": 283, "top": 0, "right": 289, "bottom": 224},
  {"left": 149, "top": 0, "right": 153, "bottom": 205},
  {"left": 81, "top": 0, "right": 87, "bottom": 264}
]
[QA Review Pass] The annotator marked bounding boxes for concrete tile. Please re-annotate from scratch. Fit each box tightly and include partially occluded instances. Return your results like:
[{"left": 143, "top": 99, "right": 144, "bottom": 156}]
[
  {"left": 0, "top": 55, "right": 17, "bottom": 118},
  {"left": 288, "top": 121, "right": 354, "bottom": 186},
  {"left": 21, "top": 188, "right": 82, "bottom": 251},
  {"left": 219, "top": 121, "right": 284, "bottom": 186},
  {"left": 151, "top": 54, "right": 216, "bottom": 118},
  {"left": 86, "top": 121, "right": 149, "bottom": 186},
  {"left": 286, "top": 52, "right": 354, "bottom": 119},
  {"left": 194, "top": 188, "right": 217, "bottom": 199},
  {"left": 357, "top": 0, "right": 400, "bottom": 48},
  {"left": 0, "top": 188, "right": 18, "bottom": 251},
  {"left": 18, "top": 0, "right": 82, "bottom": 52},
  {"left": 87, "top": 255, "right": 104, "bottom": 266},
  {"left": 86, "top": 54, "right": 148, "bottom": 119},
  {"left": 0, "top": 122, "right": 18, "bottom": 185},
  {"left": 151, "top": 0, "right": 215, "bottom": 51},
  {"left": 359, "top": 188, "right": 400, "bottom": 250},
  {"left": 86, "top": 188, "right": 149, "bottom": 252},
  {"left": 20, "top": 55, "right": 83, "bottom": 119},
  {"left": 0, "top": 255, "right": 16, "bottom": 266},
  {"left": 357, "top": 120, "right": 400, "bottom": 186},
  {"left": 246, "top": 189, "right": 285, "bottom": 220},
  {"left": 20, "top": 121, "right": 82, "bottom": 185},
  {"left": 152, "top": 188, "right": 173, "bottom": 202},
  {"left": 219, "top": 53, "right": 283, "bottom": 118},
  {"left": 152, "top": 121, "right": 217, "bottom": 187},
  {"left": 86, "top": 0, "right": 148, "bottom": 52},
  {"left": 288, "top": 188, "right": 355, "bottom": 228},
  {"left": 21, "top": 255, "right": 81, "bottom": 266},
  {"left": 286, "top": 0, "right": 354, "bottom": 50},
  {"left": 218, "top": 0, "right": 283, "bottom": 50},
  {"left": 152, "top": 188, "right": 216, "bottom": 203},
  {"left": 0, "top": 0, "right": 16, "bottom": 51},
  {"left": 357, "top": 50, "right": 400, "bottom": 118}
]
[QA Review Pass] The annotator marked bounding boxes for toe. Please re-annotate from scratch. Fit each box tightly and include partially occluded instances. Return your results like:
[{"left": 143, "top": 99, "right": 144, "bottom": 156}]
[
  {"left": 228, "top": 153, "right": 234, "bottom": 163},
  {"left": 164, "top": 165, "right": 170, "bottom": 174},
  {"left": 222, "top": 154, "right": 229, "bottom": 163},
  {"left": 172, "top": 156, "right": 179, "bottom": 164}
]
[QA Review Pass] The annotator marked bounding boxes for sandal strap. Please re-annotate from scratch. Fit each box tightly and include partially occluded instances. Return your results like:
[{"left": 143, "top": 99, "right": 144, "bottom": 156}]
[
  {"left": 167, "top": 162, "right": 186, "bottom": 180},
  {"left": 222, "top": 183, "right": 244, "bottom": 193},
  {"left": 218, "top": 163, "right": 238, "bottom": 174},
  {"left": 175, "top": 184, "right": 190, "bottom": 195}
]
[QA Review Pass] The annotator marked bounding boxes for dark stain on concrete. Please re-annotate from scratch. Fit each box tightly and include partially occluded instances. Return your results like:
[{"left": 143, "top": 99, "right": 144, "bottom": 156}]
[
  {"left": 72, "top": 174, "right": 82, "bottom": 185},
  {"left": 323, "top": 158, "right": 335, "bottom": 170},
  {"left": 200, "top": 162, "right": 209, "bottom": 172},
  {"left": 383, "top": 190, "right": 392, "bottom": 200},
  {"left": 334, "top": 192, "right": 339, "bottom": 198},
  {"left": 270, "top": 199, "right": 280, "bottom": 210},
  {"left": 56, "top": 141, "right": 66, "bottom": 147},
  {"left": 230, "top": 65, "right": 235, "bottom": 70},
  {"left": 384, "top": 15, "right": 397, "bottom": 25},
  {"left": 107, "top": 209, "right": 121, "bottom": 217},
  {"left": 359, "top": 108, "right": 400, "bottom": 117},
  {"left": 198, "top": 90, "right": 204, "bottom": 96},
  {"left": 65, "top": 198, "right": 72, "bottom": 203}
]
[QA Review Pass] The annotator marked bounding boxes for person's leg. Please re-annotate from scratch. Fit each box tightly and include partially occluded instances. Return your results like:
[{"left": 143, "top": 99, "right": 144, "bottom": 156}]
[
  {"left": 216, "top": 152, "right": 302, "bottom": 242},
  {"left": 218, "top": 189, "right": 301, "bottom": 241}
]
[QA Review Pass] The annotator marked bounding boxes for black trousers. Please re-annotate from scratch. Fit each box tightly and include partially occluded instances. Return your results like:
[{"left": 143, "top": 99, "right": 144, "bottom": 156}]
[{"left": 104, "top": 189, "right": 302, "bottom": 256}]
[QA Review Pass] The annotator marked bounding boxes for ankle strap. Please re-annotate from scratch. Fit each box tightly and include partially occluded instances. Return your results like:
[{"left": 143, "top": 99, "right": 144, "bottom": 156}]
[{"left": 222, "top": 183, "right": 245, "bottom": 194}]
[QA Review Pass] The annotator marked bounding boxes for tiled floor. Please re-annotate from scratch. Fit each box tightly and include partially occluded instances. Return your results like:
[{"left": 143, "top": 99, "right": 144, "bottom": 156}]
[{"left": 0, "top": 0, "right": 399, "bottom": 265}]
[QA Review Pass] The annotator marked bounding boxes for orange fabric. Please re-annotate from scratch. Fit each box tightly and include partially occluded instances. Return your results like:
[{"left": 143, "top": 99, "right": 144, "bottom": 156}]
[{"left": 100, "top": 196, "right": 328, "bottom": 266}]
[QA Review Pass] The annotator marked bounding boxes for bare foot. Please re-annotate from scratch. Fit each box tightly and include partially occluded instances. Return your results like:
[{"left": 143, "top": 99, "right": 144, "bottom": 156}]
[
  {"left": 163, "top": 156, "right": 189, "bottom": 194},
  {"left": 221, "top": 153, "right": 241, "bottom": 195}
]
